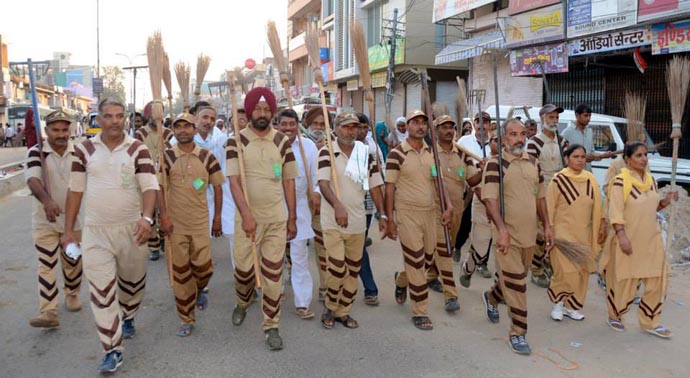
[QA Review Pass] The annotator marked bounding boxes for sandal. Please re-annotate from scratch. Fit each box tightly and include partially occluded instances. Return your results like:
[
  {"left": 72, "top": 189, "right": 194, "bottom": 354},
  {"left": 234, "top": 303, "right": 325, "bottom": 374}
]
[
  {"left": 296, "top": 307, "right": 314, "bottom": 320},
  {"left": 412, "top": 316, "right": 433, "bottom": 331},
  {"left": 364, "top": 296, "right": 380, "bottom": 306},
  {"left": 196, "top": 292, "right": 208, "bottom": 311},
  {"left": 321, "top": 309, "right": 335, "bottom": 329},
  {"left": 394, "top": 272, "right": 407, "bottom": 305},
  {"left": 335, "top": 315, "right": 359, "bottom": 329},
  {"left": 176, "top": 324, "right": 193, "bottom": 337},
  {"left": 645, "top": 325, "right": 672, "bottom": 339},
  {"left": 607, "top": 318, "right": 625, "bottom": 332}
]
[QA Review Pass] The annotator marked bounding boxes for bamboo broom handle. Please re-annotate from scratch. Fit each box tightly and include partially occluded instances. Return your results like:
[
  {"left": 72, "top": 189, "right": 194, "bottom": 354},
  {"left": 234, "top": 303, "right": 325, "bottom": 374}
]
[
  {"left": 155, "top": 107, "right": 173, "bottom": 288},
  {"left": 365, "top": 95, "right": 382, "bottom": 168},
  {"left": 317, "top": 81, "right": 341, "bottom": 200}
]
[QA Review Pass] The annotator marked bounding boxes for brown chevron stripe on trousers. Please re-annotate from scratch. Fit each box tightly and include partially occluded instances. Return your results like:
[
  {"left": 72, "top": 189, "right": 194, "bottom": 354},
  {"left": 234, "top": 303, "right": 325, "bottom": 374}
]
[
  {"left": 394, "top": 209, "right": 436, "bottom": 317},
  {"left": 487, "top": 245, "right": 534, "bottom": 336},
  {"left": 170, "top": 233, "right": 213, "bottom": 325},
  {"left": 531, "top": 230, "right": 546, "bottom": 276},
  {"left": 323, "top": 230, "right": 365, "bottom": 318},
  {"left": 33, "top": 228, "right": 83, "bottom": 313},
  {"left": 426, "top": 209, "right": 459, "bottom": 300},
  {"left": 462, "top": 197, "right": 493, "bottom": 277},
  {"left": 147, "top": 210, "right": 162, "bottom": 252},
  {"left": 82, "top": 224, "right": 148, "bottom": 352},
  {"left": 548, "top": 251, "right": 588, "bottom": 311},
  {"left": 234, "top": 221, "right": 286, "bottom": 330},
  {"left": 312, "top": 215, "right": 328, "bottom": 290}
]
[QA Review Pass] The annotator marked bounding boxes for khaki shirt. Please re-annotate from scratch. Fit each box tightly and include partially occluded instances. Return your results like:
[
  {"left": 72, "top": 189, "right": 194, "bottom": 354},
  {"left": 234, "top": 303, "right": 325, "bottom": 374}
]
[
  {"left": 317, "top": 140, "right": 383, "bottom": 234},
  {"left": 526, "top": 132, "right": 567, "bottom": 185},
  {"left": 134, "top": 124, "right": 173, "bottom": 163},
  {"left": 225, "top": 127, "right": 298, "bottom": 223},
  {"left": 70, "top": 133, "right": 159, "bottom": 226},
  {"left": 385, "top": 139, "right": 436, "bottom": 212},
  {"left": 25, "top": 141, "right": 82, "bottom": 232},
  {"left": 160, "top": 144, "right": 225, "bottom": 235},
  {"left": 437, "top": 142, "right": 479, "bottom": 212},
  {"left": 482, "top": 150, "right": 545, "bottom": 248}
]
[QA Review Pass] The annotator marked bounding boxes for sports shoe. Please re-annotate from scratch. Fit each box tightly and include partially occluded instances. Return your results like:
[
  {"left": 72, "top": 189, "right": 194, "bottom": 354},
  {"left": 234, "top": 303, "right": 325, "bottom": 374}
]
[
  {"left": 97, "top": 350, "right": 123, "bottom": 374},
  {"left": 563, "top": 307, "right": 585, "bottom": 321},
  {"left": 122, "top": 318, "right": 135, "bottom": 339},
  {"left": 365, "top": 237, "right": 373, "bottom": 247},
  {"left": 65, "top": 294, "right": 82, "bottom": 312},
  {"left": 483, "top": 291, "right": 499, "bottom": 323},
  {"left": 149, "top": 250, "right": 160, "bottom": 261},
  {"left": 452, "top": 248, "right": 461, "bottom": 263},
  {"left": 444, "top": 298, "right": 460, "bottom": 312},
  {"left": 459, "top": 273, "right": 471, "bottom": 288},
  {"left": 232, "top": 305, "right": 247, "bottom": 326},
  {"left": 551, "top": 302, "right": 564, "bottom": 321},
  {"left": 265, "top": 328, "right": 284, "bottom": 351},
  {"left": 29, "top": 310, "right": 59, "bottom": 328},
  {"left": 427, "top": 279, "right": 443, "bottom": 293},
  {"left": 196, "top": 292, "right": 208, "bottom": 311},
  {"left": 509, "top": 335, "right": 531, "bottom": 355},
  {"left": 531, "top": 273, "right": 549, "bottom": 288},
  {"left": 477, "top": 264, "right": 491, "bottom": 279}
]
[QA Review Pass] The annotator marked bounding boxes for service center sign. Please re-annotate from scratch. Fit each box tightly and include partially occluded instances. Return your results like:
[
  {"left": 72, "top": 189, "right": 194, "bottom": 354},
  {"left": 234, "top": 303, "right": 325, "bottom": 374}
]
[
  {"left": 567, "top": 0, "right": 638, "bottom": 38},
  {"left": 568, "top": 27, "right": 651, "bottom": 56}
]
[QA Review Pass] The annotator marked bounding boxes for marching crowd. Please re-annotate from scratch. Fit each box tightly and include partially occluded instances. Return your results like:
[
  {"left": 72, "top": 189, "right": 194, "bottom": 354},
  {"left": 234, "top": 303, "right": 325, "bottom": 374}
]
[{"left": 24, "top": 86, "right": 677, "bottom": 373}]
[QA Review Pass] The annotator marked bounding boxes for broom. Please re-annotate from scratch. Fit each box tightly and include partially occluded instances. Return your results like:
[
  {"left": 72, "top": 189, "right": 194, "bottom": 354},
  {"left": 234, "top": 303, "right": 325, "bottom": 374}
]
[
  {"left": 174, "top": 62, "right": 191, "bottom": 111},
  {"left": 624, "top": 92, "right": 647, "bottom": 144},
  {"left": 267, "top": 20, "right": 316, "bottom": 210},
  {"left": 665, "top": 56, "right": 690, "bottom": 255},
  {"left": 146, "top": 31, "right": 173, "bottom": 287},
  {"left": 456, "top": 77, "right": 468, "bottom": 123},
  {"left": 350, "top": 19, "right": 381, "bottom": 162},
  {"left": 227, "top": 71, "right": 262, "bottom": 288},
  {"left": 194, "top": 54, "right": 211, "bottom": 103},
  {"left": 553, "top": 239, "right": 592, "bottom": 271},
  {"left": 432, "top": 102, "right": 450, "bottom": 118},
  {"left": 162, "top": 52, "right": 174, "bottom": 121}
]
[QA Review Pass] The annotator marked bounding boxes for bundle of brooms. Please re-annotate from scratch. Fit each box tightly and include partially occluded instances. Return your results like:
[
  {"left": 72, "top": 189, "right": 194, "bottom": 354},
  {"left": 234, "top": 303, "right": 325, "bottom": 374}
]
[
  {"left": 161, "top": 52, "right": 174, "bottom": 120},
  {"left": 174, "top": 62, "right": 191, "bottom": 111},
  {"left": 194, "top": 54, "right": 211, "bottom": 103},
  {"left": 350, "top": 19, "right": 381, "bottom": 160},
  {"left": 553, "top": 238, "right": 592, "bottom": 271}
]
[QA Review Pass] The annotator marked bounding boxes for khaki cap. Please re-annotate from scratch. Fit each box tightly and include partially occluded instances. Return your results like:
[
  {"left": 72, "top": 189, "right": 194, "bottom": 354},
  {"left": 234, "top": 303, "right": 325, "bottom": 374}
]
[
  {"left": 406, "top": 110, "right": 428, "bottom": 123},
  {"left": 434, "top": 114, "right": 455, "bottom": 127},
  {"left": 173, "top": 112, "right": 196, "bottom": 126},
  {"left": 334, "top": 111, "right": 360, "bottom": 127},
  {"left": 45, "top": 110, "right": 72, "bottom": 125}
]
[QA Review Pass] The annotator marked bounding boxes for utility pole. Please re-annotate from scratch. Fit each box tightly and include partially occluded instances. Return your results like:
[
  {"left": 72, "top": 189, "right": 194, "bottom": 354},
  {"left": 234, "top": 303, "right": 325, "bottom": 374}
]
[
  {"left": 122, "top": 65, "right": 148, "bottom": 113},
  {"left": 384, "top": 8, "right": 399, "bottom": 116}
]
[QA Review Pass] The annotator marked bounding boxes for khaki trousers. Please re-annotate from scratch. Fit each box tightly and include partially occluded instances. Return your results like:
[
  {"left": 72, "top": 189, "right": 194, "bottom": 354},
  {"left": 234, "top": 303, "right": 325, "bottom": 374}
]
[
  {"left": 82, "top": 224, "right": 148, "bottom": 352},
  {"left": 170, "top": 233, "right": 213, "bottom": 325},
  {"left": 462, "top": 196, "right": 493, "bottom": 276},
  {"left": 323, "top": 229, "right": 365, "bottom": 318},
  {"left": 147, "top": 209, "right": 162, "bottom": 252},
  {"left": 531, "top": 224, "right": 547, "bottom": 276},
  {"left": 426, "top": 209, "right": 459, "bottom": 300},
  {"left": 548, "top": 250, "right": 588, "bottom": 310},
  {"left": 312, "top": 215, "right": 328, "bottom": 290},
  {"left": 33, "top": 228, "right": 83, "bottom": 313},
  {"left": 233, "top": 221, "right": 286, "bottom": 330},
  {"left": 394, "top": 209, "right": 436, "bottom": 317},
  {"left": 487, "top": 245, "right": 535, "bottom": 336}
]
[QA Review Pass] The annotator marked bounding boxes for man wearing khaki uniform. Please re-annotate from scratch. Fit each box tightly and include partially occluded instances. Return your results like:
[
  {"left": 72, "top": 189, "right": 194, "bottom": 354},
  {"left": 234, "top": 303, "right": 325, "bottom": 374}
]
[
  {"left": 226, "top": 87, "right": 297, "bottom": 351},
  {"left": 317, "top": 112, "right": 386, "bottom": 329},
  {"left": 386, "top": 110, "right": 453, "bottom": 331},
  {"left": 158, "top": 113, "right": 225, "bottom": 337},
  {"left": 26, "top": 110, "right": 84, "bottom": 328},
  {"left": 63, "top": 98, "right": 157, "bottom": 373}
]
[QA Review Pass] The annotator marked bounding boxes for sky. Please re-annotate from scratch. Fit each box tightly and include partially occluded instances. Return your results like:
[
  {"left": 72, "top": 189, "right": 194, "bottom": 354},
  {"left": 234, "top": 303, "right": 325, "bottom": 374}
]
[{"left": 2, "top": 0, "right": 288, "bottom": 106}]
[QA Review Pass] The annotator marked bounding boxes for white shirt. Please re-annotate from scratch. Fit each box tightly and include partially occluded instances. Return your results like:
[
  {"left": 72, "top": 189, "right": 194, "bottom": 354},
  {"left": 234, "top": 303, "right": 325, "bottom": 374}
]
[
  {"left": 458, "top": 133, "right": 491, "bottom": 162},
  {"left": 291, "top": 137, "right": 318, "bottom": 241},
  {"left": 561, "top": 124, "right": 595, "bottom": 171},
  {"left": 5, "top": 127, "right": 15, "bottom": 138}
]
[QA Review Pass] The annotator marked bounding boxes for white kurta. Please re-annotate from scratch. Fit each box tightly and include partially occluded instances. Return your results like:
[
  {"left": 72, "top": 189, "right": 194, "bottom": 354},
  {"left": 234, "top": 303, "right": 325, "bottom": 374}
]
[{"left": 291, "top": 137, "right": 318, "bottom": 241}]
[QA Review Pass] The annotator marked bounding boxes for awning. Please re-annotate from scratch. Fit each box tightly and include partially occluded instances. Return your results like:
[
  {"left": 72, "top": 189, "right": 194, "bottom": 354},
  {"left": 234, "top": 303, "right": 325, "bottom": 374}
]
[{"left": 435, "top": 31, "right": 505, "bottom": 65}]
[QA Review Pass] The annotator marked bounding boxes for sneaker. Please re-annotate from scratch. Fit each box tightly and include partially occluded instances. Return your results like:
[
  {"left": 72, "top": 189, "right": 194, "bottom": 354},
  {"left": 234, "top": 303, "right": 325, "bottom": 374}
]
[
  {"left": 482, "top": 291, "right": 499, "bottom": 323},
  {"left": 551, "top": 302, "right": 564, "bottom": 321},
  {"left": 477, "top": 264, "right": 492, "bottom": 279},
  {"left": 65, "top": 294, "right": 82, "bottom": 312},
  {"left": 202, "top": 286, "right": 209, "bottom": 293},
  {"left": 149, "top": 250, "right": 160, "bottom": 261},
  {"left": 452, "top": 248, "right": 461, "bottom": 263},
  {"left": 459, "top": 274, "right": 471, "bottom": 288},
  {"left": 196, "top": 292, "right": 208, "bottom": 311},
  {"left": 531, "top": 273, "right": 549, "bottom": 288},
  {"left": 97, "top": 350, "right": 123, "bottom": 374},
  {"left": 232, "top": 305, "right": 247, "bottom": 326},
  {"left": 444, "top": 298, "right": 460, "bottom": 312},
  {"left": 365, "top": 237, "right": 373, "bottom": 247},
  {"left": 427, "top": 279, "right": 443, "bottom": 293},
  {"left": 122, "top": 318, "right": 135, "bottom": 339},
  {"left": 597, "top": 273, "right": 607, "bottom": 291},
  {"left": 563, "top": 307, "right": 585, "bottom": 321},
  {"left": 509, "top": 335, "right": 531, "bottom": 355},
  {"left": 29, "top": 310, "right": 59, "bottom": 328},
  {"left": 265, "top": 328, "right": 284, "bottom": 351}
]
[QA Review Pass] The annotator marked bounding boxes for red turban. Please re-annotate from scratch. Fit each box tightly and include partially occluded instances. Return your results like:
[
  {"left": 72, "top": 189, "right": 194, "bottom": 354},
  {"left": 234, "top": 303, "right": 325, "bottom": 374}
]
[{"left": 244, "top": 87, "right": 276, "bottom": 117}]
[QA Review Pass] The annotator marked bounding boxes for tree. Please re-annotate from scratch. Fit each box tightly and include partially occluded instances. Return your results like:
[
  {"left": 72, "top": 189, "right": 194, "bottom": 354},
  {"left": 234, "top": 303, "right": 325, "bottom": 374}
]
[{"left": 101, "top": 66, "right": 126, "bottom": 102}]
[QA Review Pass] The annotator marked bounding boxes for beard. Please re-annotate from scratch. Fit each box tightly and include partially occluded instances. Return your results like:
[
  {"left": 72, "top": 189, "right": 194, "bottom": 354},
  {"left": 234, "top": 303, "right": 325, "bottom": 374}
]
[
  {"left": 507, "top": 144, "right": 524, "bottom": 155},
  {"left": 545, "top": 123, "right": 558, "bottom": 132},
  {"left": 252, "top": 117, "right": 271, "bottom": 130}
]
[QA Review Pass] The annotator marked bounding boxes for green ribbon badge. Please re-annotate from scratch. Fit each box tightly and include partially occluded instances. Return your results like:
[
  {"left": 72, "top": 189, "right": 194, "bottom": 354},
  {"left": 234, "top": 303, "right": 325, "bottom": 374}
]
[
  {"left": 192, "top": 177, "right": 205, "bottom": 190},
  {"left": 273, "top": 162, "right": 282, "bottom": 179},
  {"left": 431, "top": 165, "right": 438, "bottom": 178},
  {"left": 457, "top": 167, "right": 465, "bottom": 178}
]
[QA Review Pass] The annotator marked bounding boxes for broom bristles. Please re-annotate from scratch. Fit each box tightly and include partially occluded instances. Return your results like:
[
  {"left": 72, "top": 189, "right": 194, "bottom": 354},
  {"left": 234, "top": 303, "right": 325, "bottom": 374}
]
[
  {"left": 666, "top": 56, "right": 690, "bottom": 132},
  {"left": 456, "top": 77, "right": 467, "bottom": 121},
  {"left": 554, "top": 238, "right": 592, "bottom": 270},
  {"left": 305, "top": 20, "right": 324, "bottom": 85},
  {"left": 267, "top": 20, "right": 287, "bottom": 74},
  {"left": 624, "top": 92, "right": 647, "bottom": 143},
  {"left": 174, "top": 62, "right": 191, "bottom": 108},
  {"left": 350, "top": 19, "right": 371, "bottom": 92},
  {"left": 195, "top": 54, "right": 211, "bottom": 93},
  {"left": 146, "top": 31, "right": 163, "bottom": 101},
  {"left": 162, "top": 52, "right": 172, "bottom": 99},
  {"left": 432, "top": 102, "right": 450, "bottom": 118}
]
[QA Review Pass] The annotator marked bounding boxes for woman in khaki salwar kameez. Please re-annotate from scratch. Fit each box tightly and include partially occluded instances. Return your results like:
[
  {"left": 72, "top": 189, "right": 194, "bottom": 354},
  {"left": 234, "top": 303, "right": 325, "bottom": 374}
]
[
  {"left": 546, "top": 145, "right": 606, "bottom": 321},
  {"left": 604, "top": 142, "right": 677, "bottom": 338}
]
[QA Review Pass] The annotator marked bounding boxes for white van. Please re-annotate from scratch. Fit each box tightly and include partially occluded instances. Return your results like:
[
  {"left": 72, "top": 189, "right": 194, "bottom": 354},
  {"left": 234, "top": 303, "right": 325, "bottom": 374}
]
[{"left": 484, "top": 105, "right": 690, "bottom": 191}]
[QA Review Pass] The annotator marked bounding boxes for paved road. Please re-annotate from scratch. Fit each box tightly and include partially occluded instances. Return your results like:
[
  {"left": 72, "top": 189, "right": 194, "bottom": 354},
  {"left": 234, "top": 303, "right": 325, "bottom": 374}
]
[
  {"left": 1, "top": 189, "right": 689, "bottom": 377},
  {"left": 0, "top": 147, "right": 28, "bottom": 166}
]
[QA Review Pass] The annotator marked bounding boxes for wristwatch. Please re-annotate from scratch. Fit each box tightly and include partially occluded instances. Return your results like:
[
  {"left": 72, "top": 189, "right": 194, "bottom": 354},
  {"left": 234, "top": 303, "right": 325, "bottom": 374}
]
[
  {"left": 142, "top": 216, "right": 154, "bottom": 225},
  {"left": 380, "top": 214, "right": 389, "bottom": 221}
]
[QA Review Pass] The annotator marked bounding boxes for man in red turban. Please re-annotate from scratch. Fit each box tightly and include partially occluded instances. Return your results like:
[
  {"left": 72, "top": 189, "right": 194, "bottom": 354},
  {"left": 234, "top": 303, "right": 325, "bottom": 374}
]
[{"left": 243, "top": 87, "right": 276, "bottom": 129}]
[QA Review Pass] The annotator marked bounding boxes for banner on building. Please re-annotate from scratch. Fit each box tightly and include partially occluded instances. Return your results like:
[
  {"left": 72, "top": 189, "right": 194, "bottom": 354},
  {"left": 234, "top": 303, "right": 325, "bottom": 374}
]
[
  {"left": 368, "top": 38, "right": 405, "bottom": 71},
  {"left": 568, "top": 27, "right": 651, "bottom": 56},
  {"left": 505, "top": 4, "right": 565, "bottom": 48},
  {"left": 567, "top": 0, "right": 638, "bottom": 38},
  {"left": 372, "top": 72, "right": 387, "bottom": 88},
  {"left": 638, "top": 0, "right": 690, "bottom": 22},
  {"left": 346, "top": 79, "right": 360, "bottom": 91},
  {"left": 432, "top": 0, "right": 494, "bottom": 23},
  {"left": 510, "top": 42, "right": 569, "bottom": 77},
  {"left": 508, "top": 0, "right": 561, "bottom": 15},
  {"left": 652, "top": 19, "right": 690, "bottom": 55}
]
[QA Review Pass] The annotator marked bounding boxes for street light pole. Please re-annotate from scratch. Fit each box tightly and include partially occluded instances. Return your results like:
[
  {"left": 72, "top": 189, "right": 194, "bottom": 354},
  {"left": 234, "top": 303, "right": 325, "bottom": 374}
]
[
  {"left": 116, "top": 53, "right": 146, "bottom": 108},
  {"left": 96, "top": 0, "right": 100, "bottom": 79}
]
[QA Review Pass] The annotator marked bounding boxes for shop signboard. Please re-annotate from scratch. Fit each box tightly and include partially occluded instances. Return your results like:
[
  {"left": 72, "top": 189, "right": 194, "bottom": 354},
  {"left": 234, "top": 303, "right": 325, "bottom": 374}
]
[
  {"left": 568, "top": 27, "right": 651, "bottom": 56},
  {"left": 638, "top": 0, "right": 690, "bottom": 23},
  {"left": 505, "top": 4, "right": 565, "bottom": 48},
  {"left": 567, "top": 0, "right": 638, "bottom": 38},
  {"left": 510, "top": 42, "right": 569, "bottom": 76},
  {"left": 433, "top": 0, "right": 494, "bottom": 23},
  {"left": 652, "top": 19, "right": 690, "bottom": 55},
  {"left": 508, "top": 0, "right": 561, "bottom": 15}
]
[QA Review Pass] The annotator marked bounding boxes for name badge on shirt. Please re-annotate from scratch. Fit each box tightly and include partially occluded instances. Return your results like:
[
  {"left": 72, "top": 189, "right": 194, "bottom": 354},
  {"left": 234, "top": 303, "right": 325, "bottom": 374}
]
[
  {"left": 273, "top": 162, "right": 282, "bottom": 180},
  {"left": 431, "top": 165, "right": 438, "bottom": 178},
  {"left": 192, "top": 177, "right": 205, "bottom": 190},
  {"left": 457, "top": 167, "right": 465, "bottom": 178}
]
